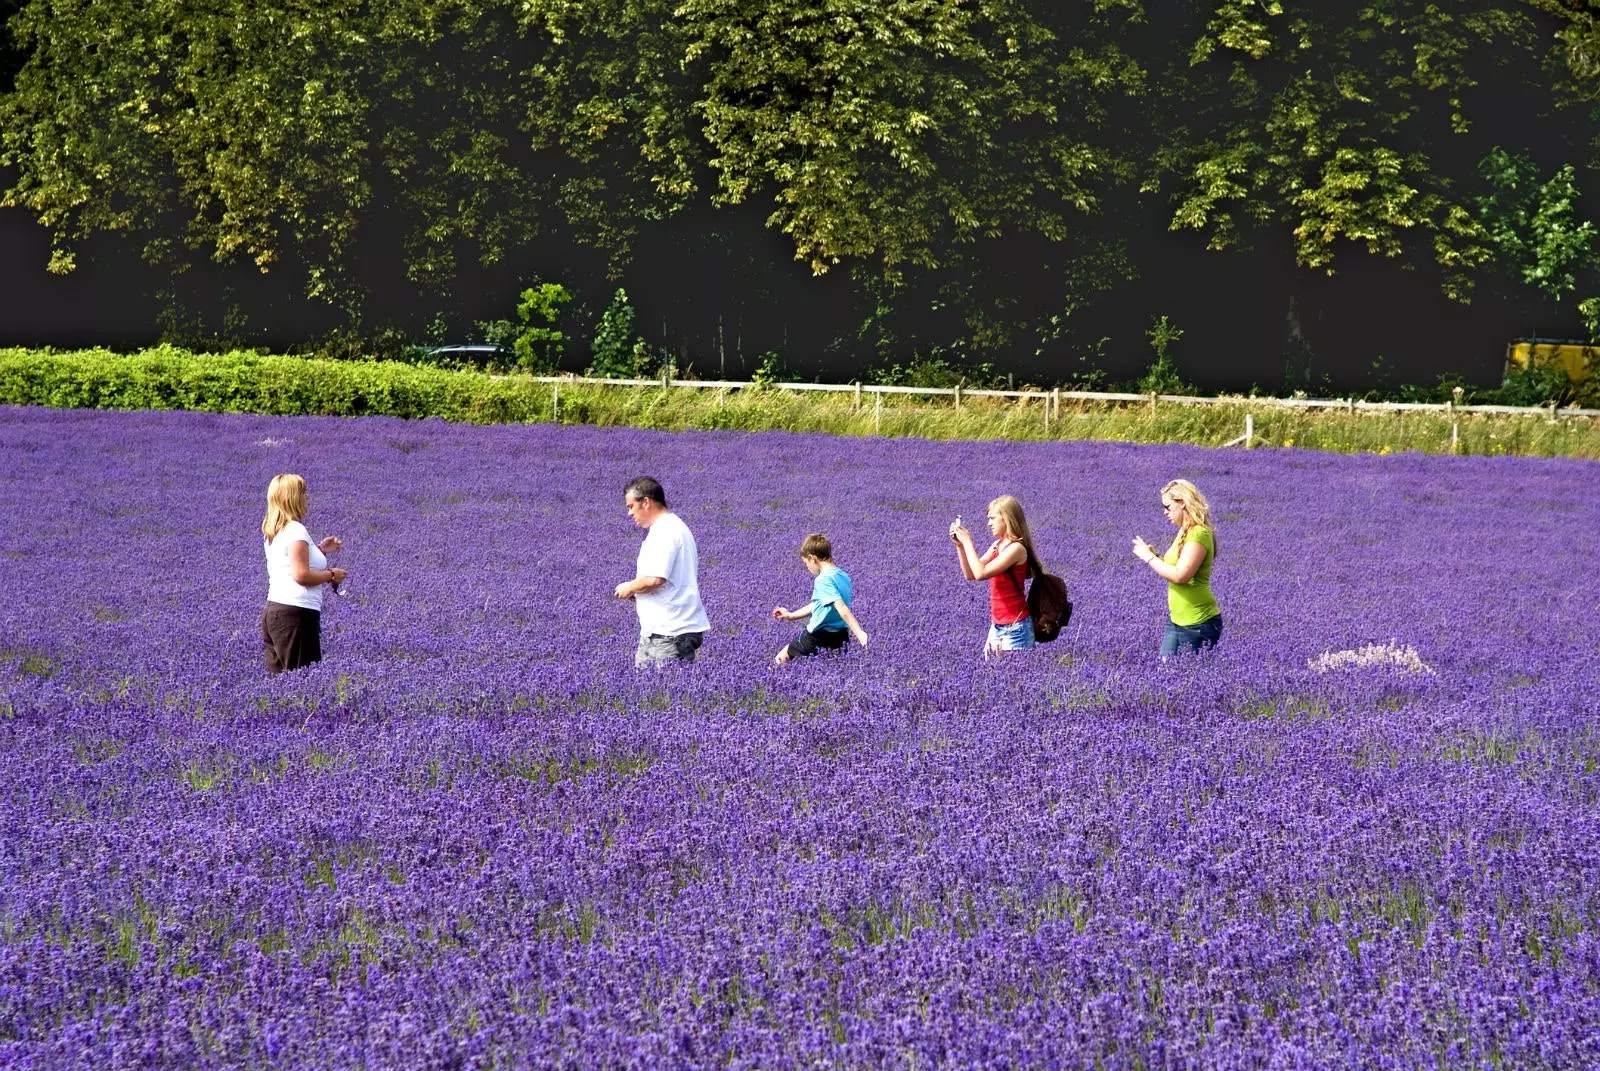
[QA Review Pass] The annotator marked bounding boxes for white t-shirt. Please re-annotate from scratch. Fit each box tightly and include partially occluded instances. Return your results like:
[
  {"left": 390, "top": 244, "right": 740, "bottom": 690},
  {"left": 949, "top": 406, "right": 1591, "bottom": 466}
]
[
  {"left": 264, "top": 520, "right": 327, "bottom": 611},
  {"left": 634, "top": 511, "right": 710, "bottom": 637}
]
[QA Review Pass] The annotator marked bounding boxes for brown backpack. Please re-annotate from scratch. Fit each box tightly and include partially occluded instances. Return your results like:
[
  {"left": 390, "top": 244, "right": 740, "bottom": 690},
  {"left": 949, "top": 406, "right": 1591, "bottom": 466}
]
[{"left": 1024, "top": 549, "right": 1071, "bottom": 643}]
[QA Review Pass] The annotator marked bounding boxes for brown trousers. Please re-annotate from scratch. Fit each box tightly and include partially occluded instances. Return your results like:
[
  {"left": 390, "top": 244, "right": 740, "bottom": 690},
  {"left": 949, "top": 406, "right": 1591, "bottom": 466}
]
[{"left": 261, "top": 603, "right": 322, "bottom": 674}]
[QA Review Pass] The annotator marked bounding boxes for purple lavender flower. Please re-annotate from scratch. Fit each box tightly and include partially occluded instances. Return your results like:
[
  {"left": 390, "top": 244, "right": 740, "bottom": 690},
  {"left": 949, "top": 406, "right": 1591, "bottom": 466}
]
[{"left": 0, "top": 406, "right": 1596, "bottom": 1068}]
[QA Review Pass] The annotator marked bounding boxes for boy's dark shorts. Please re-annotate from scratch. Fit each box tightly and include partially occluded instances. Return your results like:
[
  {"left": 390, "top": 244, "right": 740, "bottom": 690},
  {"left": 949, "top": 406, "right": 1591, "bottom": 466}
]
[{"left": 786, "top": 627, "right": 849, "bottom": 660}]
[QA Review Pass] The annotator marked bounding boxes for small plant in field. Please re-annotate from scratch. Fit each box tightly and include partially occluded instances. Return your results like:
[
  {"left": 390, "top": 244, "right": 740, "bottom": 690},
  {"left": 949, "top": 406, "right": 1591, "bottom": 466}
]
[
  {"left": 1137, "top": 316, "right": 1194, "bottom": 395},
  {"left": 865, "top": 353, "right": 999, "bottom": 389},
  {"left": 750, "top": 351, "right": 789, "bottom": 389}
]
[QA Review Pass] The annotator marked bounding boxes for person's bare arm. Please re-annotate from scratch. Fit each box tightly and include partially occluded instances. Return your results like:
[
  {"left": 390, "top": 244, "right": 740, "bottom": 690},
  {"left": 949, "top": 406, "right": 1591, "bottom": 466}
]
[
  {"left": 965, "top": 541, "right": 1026, "bottom": 581},
  {"left": 832, "top": 601, "right": 870, "bottom": 646},
  {"left": 1134, "top": 538, "right": 1207, "bottom": 584},
  {"left": 614, "top": 576, "right": 666, "bottom": 599},
  {"left": 288, "top": 540, "right": 345, "bottom": 587}
]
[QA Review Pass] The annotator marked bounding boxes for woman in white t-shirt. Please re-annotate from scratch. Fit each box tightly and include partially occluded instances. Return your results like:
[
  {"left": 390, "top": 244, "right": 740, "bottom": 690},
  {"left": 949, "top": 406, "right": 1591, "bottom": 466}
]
[{"left": 261, "top": 473, "right": 347, "bottom": 674}]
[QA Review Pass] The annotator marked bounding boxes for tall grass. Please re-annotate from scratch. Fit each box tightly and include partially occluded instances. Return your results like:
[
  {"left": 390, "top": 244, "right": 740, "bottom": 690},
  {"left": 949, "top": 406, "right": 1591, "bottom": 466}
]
[{"left": 551, "top": 383, "right": 1600, "bottom": 459}]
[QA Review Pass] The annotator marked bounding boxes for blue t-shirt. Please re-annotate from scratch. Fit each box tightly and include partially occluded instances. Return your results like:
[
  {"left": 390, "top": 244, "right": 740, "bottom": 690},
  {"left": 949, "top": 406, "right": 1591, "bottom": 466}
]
[{"left": 806, "top": 565, "right": 852, "bottom": 633}]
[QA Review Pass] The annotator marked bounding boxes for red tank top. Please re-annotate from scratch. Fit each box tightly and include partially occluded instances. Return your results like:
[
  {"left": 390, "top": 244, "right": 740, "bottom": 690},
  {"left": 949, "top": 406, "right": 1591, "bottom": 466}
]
[{"left": 982, "top": 542, "right": 1030, "bottom": 625}]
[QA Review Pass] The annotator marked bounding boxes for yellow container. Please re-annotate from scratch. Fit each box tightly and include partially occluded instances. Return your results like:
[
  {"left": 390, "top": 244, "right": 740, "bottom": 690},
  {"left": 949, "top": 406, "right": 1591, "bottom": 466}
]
[{"left": 1505, "top": 339, "right": 1597, "bottom": 382}]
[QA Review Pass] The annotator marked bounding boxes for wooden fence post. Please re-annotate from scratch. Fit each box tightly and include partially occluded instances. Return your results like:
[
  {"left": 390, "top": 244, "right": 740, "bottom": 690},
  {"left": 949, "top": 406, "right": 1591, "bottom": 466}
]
[
  {"left": 854, "top": 382, "right": 862, "bottom": 410},
  {"left": 874, "top": 391, "right": 882, "bottom": 435},
  {"left": 553, "top": 382, "right": 559, "bottom": 423}
]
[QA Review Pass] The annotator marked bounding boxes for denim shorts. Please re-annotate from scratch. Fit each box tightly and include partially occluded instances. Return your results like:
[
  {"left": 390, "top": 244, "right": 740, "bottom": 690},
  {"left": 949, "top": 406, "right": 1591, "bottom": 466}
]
[
  {"left": 635, "top": 631, "right": 705, "bottom": 667},
  {"left": 1161, "top": 615, "right": 1222, "bottom": 658},
  {"left": 986, "top": 618, "right": 1035, "bottom": 652}
]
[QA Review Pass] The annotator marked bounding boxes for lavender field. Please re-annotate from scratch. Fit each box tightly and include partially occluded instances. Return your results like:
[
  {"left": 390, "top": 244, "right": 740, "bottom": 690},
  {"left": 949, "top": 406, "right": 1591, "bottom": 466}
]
[{"left": 1, "top": 406, "right": 1597, "bottom": 1069}]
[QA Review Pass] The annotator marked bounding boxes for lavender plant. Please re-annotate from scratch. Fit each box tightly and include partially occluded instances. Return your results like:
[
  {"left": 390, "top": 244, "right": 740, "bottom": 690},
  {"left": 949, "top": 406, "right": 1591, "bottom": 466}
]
[{"left": 1, "top": 407, "right": 1596, "bottom": 1068}]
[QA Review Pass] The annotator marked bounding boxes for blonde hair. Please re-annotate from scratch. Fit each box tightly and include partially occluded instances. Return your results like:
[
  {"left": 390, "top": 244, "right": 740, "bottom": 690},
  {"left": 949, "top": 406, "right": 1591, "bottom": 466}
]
[
  {"left": 988, "top": 495, "right": 1044, "bottom": 577},
  {"left": 262, "top": 474, "right": 308, "bottom": 542},
  {"left": 1161, "top": 479, "right": 1214, "bottom": 552}
]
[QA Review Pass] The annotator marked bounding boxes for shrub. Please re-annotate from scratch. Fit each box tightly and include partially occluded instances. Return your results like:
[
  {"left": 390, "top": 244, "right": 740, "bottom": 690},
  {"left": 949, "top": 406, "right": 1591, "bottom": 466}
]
[
  {"left": 0, "top": 348, "right": 550, "bottom": 423},
  {"left": 587, "top": 289, "right": 656, "bottom": 378},
  {"left": 513, "top": 283, "right": 572, "bottom": 373},
  {"left": 1135, "top": 316, "right": 1195, "bottom": 395}
]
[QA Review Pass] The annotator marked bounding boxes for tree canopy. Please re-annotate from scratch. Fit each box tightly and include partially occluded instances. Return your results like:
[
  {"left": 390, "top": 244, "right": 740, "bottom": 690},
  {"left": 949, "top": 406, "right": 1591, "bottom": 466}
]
[{"left": 2, "top": 0, "right": 1597, "bottom": 378}]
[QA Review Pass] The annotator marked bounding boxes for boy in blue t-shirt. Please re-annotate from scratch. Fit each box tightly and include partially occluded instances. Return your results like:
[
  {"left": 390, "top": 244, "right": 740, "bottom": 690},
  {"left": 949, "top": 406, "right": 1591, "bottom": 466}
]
[{"left": 770, "top": 533, "right": 870, "bottom": 663}]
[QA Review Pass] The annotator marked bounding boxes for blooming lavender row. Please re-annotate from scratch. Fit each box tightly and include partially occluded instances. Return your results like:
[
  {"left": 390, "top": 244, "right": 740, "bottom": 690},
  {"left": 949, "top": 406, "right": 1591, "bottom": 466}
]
[{"left": 1, "top": 406, "right": 1597, "bottom": 1069}]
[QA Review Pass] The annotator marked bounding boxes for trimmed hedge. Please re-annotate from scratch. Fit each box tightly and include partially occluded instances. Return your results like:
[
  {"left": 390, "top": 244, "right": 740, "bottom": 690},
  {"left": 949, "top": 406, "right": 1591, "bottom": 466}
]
[{"left": 0, "top": 347, "right": 551, "bottom": 423}]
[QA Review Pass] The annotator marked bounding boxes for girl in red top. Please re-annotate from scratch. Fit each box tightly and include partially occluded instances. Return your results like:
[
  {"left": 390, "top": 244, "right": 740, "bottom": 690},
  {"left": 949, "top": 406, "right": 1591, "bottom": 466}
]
[{"left": 950, "top": 495, "right": 1043, "bottom": 657}]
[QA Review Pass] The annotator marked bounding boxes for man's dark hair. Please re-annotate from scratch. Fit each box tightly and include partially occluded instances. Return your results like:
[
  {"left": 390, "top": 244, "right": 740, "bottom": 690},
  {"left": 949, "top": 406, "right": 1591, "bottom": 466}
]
[{"left": 624, "top": 476, "right": 667, "bottom": 507}]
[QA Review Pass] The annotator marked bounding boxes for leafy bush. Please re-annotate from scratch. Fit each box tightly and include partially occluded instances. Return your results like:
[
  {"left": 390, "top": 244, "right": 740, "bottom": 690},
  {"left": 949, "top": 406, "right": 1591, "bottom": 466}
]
[
  {"left": 864, "top": 354, "right": 1001, "bottom": 389},
  {"left": 513, "top": 283, "right": 572, "bottom": 373},
  {"left": 0, "top": 347, "right": 550, "bottom": 423},
  {"left": 587, "top": 289, "right": 658, "bottom": 378},
  {"left": 1135, "top": 316, "right": 1195, "bottom": 395}
]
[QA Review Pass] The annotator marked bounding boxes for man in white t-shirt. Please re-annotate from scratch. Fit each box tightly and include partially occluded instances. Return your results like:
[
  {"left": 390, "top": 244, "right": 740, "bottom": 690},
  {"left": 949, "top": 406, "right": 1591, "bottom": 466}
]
[{"left": 613, "top": 476, "right": 711, "bottom": 666}]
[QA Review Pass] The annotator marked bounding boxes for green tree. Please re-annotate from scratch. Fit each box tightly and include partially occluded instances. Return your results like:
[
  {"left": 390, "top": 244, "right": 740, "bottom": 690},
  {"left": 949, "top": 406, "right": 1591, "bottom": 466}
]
[
  {"left": 678, "top": 0, "right": 1142, "bottom": 275},
  {"left": 1474, "top": 147, "right": 1596, "bottom": 301},
  {"left": 1136, "top": 315, "right": 1193, "bottom": 395},
  {"left": 1148, "top": 0, "right": 1544, "bottom": 299},
  {"left": 587, "top": 287, "right": 657, "bottom": 377},
  {"left": 513, "top": 282, "right": 572, "bottom": 372}
]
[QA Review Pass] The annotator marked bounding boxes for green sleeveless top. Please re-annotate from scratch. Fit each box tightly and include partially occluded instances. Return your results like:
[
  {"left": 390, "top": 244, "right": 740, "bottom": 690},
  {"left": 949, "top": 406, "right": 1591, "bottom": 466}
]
[{"left": 1163, "top": 525, "right": 1219, "bottom": 626}]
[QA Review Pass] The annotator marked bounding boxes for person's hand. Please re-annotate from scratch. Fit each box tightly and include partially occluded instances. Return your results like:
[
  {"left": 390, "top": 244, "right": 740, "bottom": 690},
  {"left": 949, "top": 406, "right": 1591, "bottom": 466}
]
[
  {"left": 1131, "top": 537, "right": 1154, "bottom": 562},
  {"left": 949, "top": 521, "right": 971, "bottom": 544},
  {"left": 771, "top": 606, "right": 788, "bottom": 620},
  {"left": 319, "top": 536, "right": 342, "bottom": 554},
  {"left": 855, "top": 629, "right": 870, "bottom": 648},
  {"left": 613, "top": 582, "right": 634, "bottom": 600},
  {"left": 328, "top": 567, "right": 348, "bottom": 585}
]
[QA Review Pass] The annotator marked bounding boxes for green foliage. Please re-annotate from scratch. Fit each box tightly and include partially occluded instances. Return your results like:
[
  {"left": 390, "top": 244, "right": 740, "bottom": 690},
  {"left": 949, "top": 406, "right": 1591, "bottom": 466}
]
[
  {"left": 1155, "top": 1, "right": 1538, "bottom": 298},
  {"left": 749, "top": 351, "right": 788, "bottom": 389},
  {"left": 1475, "top": 148, "right": 1597, "bottom": 301},
  {"left": 1497, "top": 361, "right": 1572, "bottom": 407},
  {"left": 864, "top": 355, "right": 1001, "bottom": 390},
  {"left": 677, "top": 0, "right": 1138, "bottom": 274},
  {"left": 1135, "top": 316, "right": 1194, "bottom": 395},
  {"left": 0, "top": 347, "right": 553, "bottom": 423},
  {"left": 3, "top": 0, "right": 1600, "bottom": 372},
  {"left": 586, "top": 289, "right": 657, "bottom": 378},
  {"left": 513, "top": 283, "right": 573, "bottom": 373}
]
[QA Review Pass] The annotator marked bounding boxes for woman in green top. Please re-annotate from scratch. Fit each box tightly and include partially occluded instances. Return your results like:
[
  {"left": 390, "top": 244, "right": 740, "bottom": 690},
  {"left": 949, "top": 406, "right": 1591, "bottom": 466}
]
[{"left": 1132, "top": 478, "right": 1222, "bottom": 657}]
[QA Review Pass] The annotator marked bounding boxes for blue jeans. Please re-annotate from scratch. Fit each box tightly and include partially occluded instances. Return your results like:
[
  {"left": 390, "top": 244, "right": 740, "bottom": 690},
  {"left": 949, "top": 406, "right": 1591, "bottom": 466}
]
[
  {"left": 1161, "top": 615, "right": 1222, "bottom": 658},
  {"left": 986, "top": 618, "right": 1035, "bottom": 654}
]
